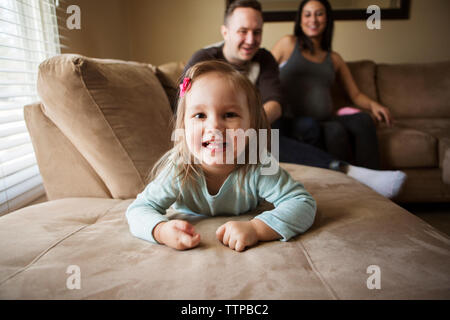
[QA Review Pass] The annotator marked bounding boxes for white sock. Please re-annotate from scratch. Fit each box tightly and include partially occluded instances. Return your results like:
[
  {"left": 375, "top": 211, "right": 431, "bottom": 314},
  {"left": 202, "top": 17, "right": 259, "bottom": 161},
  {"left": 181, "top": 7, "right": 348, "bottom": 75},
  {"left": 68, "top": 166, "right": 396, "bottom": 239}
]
[{"left": 345, "top": 165, "right": 407, "bottom": 199}]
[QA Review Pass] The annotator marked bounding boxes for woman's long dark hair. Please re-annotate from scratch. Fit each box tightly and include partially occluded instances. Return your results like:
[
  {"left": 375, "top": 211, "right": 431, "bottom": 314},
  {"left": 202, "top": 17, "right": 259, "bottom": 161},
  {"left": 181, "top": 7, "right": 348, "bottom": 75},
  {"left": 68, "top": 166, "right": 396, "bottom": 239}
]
[{"left": 294, "top": 0, "right": 334, "bottom": 54}]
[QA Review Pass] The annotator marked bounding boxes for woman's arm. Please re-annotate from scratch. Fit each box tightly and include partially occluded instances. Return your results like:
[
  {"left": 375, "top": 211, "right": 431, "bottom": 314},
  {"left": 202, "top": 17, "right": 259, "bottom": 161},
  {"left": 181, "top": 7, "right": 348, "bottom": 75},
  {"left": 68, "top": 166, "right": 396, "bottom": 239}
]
[
  {"left": 271, "top": 35, "right": 296, "bottom": 65},
  {"left": 263, "top": 100, "right": 282, "bottom": 124},
  {"left": 332, "top": 52, "right": 392, "bottom": 125}
]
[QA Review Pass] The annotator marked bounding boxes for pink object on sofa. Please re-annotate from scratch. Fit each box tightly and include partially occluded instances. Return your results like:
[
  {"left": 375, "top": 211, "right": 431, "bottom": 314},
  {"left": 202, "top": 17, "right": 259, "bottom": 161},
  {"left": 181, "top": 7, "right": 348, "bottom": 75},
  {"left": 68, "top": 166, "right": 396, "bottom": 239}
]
[{"left": 337, "top": 106, "right": 361, "bottom": 116}]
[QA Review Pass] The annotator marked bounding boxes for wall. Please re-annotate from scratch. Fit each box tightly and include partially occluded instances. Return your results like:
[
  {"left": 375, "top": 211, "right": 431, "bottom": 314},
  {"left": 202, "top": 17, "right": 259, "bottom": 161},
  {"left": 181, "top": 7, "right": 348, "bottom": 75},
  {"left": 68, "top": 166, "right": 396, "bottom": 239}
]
[
  {"left": 126, "top": 0, "right": 225, "bottom": 65},
  {"left": 262, "top": 0, "right": 450, "bottom": 64},
  {"left": 58, "top": 0, "right": 131, "bottom": 60},
  {"left": 59, "top": 0, "right": 450, "bottom": 65}
]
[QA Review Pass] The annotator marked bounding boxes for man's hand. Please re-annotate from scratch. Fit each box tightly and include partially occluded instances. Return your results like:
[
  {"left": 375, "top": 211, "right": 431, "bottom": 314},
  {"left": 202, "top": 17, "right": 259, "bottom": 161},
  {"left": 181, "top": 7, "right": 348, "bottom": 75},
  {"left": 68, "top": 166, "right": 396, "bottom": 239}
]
[
  {"left": 216, "top": 221, "right": 259, "bottom": 252},
  {"left": 263, "top": 101, "right": 282, "bottom": 124},
  {"left": 153, "top": 220, "right": 201, "bottom": 250}
]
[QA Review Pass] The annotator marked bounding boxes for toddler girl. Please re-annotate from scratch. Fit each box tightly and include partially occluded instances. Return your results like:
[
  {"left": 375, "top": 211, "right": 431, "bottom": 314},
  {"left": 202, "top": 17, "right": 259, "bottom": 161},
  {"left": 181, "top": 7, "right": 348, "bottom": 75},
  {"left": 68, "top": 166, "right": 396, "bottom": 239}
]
[{"left": 126, "top": 60, "right": 316, "bottom": 252}]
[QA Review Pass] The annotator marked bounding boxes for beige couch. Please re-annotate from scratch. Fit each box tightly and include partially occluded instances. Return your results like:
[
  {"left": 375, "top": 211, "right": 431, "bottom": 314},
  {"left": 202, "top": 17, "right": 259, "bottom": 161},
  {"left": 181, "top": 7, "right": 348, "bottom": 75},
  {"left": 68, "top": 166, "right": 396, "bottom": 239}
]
[
  {"left": 332, "top": 60, "right": 450, "bottom": 203},
  {"left": 0, "top": 54, "right": 449, "bottom": 299}
]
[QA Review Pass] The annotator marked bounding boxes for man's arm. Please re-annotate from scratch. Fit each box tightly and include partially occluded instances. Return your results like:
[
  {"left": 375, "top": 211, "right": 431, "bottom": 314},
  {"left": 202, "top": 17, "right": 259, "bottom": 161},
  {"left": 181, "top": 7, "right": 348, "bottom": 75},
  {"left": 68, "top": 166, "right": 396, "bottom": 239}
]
[
  {"left": 256, "top": 49, "right": 284, "bottom": 124},
  {"left": 263, "top": 100, "right": 282, "bottom": 124}
]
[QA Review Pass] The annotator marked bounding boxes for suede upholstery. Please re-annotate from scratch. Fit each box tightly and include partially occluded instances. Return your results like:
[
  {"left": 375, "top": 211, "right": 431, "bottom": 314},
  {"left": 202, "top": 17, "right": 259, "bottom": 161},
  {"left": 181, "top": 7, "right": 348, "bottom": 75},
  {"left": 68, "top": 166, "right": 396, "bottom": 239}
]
[
  {"left": 24, "top": 102, "right": 111, "bottom": 199},
  {"left": 377, "top": 61, "right": 450, "bottom": 118},
  {"left": 0, "top": 54, "right": 449, "bottom": 299},
  {"left": 37, "top": 55, "right": 173, "bottom": 199},
  {"left": 0, "top": 165, "right": 449, "bottom": 299}
]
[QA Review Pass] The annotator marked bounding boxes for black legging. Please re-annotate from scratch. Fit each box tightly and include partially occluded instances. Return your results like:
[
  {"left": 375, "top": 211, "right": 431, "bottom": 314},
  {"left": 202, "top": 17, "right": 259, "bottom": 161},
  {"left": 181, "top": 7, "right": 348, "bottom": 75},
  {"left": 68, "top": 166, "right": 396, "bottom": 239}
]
[
  {"left": 272, "top": 119, "right": 341, "bottom": 170},
  {"left": 282, "top": 112, "right": 380, "bottom": 170}
]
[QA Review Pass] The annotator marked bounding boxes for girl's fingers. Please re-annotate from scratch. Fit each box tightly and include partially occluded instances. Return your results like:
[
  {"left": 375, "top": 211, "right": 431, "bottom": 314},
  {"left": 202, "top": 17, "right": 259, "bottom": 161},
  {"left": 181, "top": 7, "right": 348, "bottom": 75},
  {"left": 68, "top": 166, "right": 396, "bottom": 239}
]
[
  {"left": 235, "top": 241, "right": 245, "bottom": 252},
  {"left": 190, "top": 233, "right": 201, "bottom": 248},
  {"left": 178, "top": 230, "right": 200, "bottom": 249},
  {"left": 173, "top": 220, "right": 195, "bottom": 235},
  {"left": 229, "top": 237, "right": 237, "bottom": 250},
  {"left": 222, "top": 227, "right": 231, "bottom": 246},
  {"left": 216, "top": 224, "right": 225, "bottom": 241}
]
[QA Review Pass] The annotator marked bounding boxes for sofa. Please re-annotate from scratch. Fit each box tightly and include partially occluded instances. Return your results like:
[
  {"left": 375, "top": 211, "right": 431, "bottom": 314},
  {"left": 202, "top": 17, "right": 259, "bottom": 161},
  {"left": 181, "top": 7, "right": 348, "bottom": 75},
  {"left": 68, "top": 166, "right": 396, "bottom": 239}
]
[
  {"left": 333, "top": 60, "right": 450, "bottom": 203},
  {"left": 0, "top": 54, "right": 449, "bottom": 299}
]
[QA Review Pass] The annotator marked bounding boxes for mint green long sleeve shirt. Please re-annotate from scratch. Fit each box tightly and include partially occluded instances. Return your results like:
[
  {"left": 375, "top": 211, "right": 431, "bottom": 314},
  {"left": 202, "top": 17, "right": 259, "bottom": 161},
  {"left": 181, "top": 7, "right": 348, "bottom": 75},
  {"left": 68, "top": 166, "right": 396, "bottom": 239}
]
[{"left": 126, "top": 162, "right": 316, "bottom": 244}]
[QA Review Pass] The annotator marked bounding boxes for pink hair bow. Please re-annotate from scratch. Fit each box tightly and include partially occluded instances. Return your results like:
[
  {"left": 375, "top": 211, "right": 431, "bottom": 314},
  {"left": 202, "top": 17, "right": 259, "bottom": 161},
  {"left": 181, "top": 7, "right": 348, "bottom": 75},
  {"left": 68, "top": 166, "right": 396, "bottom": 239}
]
[{"left": 179, "top": 77, "right": 192, "bottom": 98}]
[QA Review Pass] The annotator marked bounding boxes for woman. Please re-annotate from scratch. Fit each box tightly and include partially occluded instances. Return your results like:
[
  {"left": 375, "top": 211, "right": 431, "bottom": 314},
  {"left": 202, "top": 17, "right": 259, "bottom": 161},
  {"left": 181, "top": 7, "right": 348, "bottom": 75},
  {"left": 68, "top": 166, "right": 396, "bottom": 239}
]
[{"left": 271, "top": 0, "right": 391, "bottom": 169}]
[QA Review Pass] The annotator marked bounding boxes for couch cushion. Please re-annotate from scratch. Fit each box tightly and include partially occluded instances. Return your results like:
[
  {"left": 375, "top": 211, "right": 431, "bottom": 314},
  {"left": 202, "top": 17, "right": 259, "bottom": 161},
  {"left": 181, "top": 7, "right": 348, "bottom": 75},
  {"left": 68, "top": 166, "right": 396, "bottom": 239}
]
[
  {"left": 37, "top": 54, "right": 173, "bottom": 199},
  {"left": 331, "top": 60, "right": 377, "bottom": 110},
  {"left": 395, "top": 119, "right": 450, "bottom": 168},
  {"left": 377, "top": 61, "right": 450, "bottom": 118},
  {"left": 156, "top": 61, "right": 186, "bottom": 112},
  {"left": 1, "top": 165, "right": 449, "bottom": 299},
  {"left": 157, "top": 61, "right": 185, "bottom": 85},
  {"left": 377, "top": 125, "right": 437, "bottom": 169},
  {"left": 395, "top": 168, "right": 450, "bottom": 203}
]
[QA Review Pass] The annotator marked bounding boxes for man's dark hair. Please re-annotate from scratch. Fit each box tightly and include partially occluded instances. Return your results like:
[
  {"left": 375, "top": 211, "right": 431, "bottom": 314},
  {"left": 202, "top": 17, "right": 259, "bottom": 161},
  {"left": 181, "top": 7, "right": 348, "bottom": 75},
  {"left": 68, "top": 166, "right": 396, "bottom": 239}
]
[
  {"left": 294, "top": 0, "right": 334, "bottom": 54},
  {"left": 224, "top": 0, "right": 262, "bottom": 25}
]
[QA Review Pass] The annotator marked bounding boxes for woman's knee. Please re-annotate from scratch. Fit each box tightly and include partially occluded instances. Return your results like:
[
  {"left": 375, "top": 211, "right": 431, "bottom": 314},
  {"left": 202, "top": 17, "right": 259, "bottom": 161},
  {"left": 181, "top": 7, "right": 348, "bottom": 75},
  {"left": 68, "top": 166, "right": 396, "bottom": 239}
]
[
  {"left": 292, "top": 117, "right": 319, "bottom": 130},
  {"left": 322, "top": 121, "right": 346, "bottom": 137},
  {"left": 290, "top": 117, "right": 322, "bottom": 146},
  {"left": 352, "top": 112, "right": 376, "bottom": 130}
]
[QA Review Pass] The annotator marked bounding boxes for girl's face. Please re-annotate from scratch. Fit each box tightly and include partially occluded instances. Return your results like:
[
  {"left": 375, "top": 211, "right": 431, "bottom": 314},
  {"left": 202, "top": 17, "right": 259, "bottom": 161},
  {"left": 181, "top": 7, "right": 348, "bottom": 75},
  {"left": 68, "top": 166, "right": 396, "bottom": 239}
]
[
  {"left": 184, "top": 72, "right": 251, "bottom": 169},
  {"left": 301, "top": 0, "right": 327, "bottom": 39}
]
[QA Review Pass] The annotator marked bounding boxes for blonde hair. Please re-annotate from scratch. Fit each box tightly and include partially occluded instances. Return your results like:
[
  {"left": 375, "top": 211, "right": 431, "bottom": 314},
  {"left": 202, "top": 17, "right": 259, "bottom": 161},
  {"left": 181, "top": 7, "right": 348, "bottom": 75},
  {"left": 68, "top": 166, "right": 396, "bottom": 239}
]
[{"left": 148, "top": 60, "right": 270, "bottom": 190}]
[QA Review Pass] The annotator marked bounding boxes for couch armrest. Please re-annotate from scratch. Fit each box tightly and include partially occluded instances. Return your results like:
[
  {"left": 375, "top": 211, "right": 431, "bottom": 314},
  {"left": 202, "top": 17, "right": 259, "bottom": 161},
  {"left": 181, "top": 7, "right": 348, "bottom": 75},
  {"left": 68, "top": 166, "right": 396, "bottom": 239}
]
[{"left": 24, "top": 102, "right": 112, "bottom": 200}]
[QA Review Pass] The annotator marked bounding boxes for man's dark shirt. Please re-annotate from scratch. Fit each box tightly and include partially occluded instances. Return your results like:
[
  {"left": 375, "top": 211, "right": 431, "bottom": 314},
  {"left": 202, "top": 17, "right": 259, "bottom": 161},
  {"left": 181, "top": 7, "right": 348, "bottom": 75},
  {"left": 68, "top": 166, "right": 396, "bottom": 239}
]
[{"left": 182, "top": 44, "right": 283, "bottom": 107}]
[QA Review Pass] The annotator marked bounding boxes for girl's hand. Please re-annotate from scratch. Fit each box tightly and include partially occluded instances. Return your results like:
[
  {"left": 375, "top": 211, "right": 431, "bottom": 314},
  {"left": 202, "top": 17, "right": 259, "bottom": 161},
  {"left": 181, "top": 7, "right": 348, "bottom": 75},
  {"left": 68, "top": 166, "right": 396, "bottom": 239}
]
[
  {"left": 153, "top": 220, "right": 201, "bottom": 250},
  {"left": 216, "top": 221, "right": 259, "bottom": 252},
  {"left": 370, "top": 102, "right": 392, "bottom": 126}
]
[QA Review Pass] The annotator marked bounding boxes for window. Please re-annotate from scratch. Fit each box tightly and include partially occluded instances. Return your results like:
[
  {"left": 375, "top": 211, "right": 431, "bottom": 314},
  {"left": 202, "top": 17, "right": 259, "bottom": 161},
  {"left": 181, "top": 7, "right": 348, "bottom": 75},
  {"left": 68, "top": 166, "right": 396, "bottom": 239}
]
[{"left": 0, "top": 0, "right": 61, "bottom": 215}]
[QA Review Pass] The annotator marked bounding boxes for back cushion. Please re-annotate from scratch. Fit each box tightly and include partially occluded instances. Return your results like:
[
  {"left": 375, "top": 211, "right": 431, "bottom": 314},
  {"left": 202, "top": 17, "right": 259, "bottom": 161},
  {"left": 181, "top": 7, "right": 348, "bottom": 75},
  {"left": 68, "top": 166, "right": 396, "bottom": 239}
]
[
  {"left": 377, "top": 61, "right": 450, "bottom": 118},
  {"left": 156, "top": 61, "right": 186, "bottom": 112},
  {"left": 37, "top": 54, "right": 173, "bottom": 199},
  {"left": 157, "top": 61, "right": 186, "bottom": 85},
  {"left": 331, "top": 60, "right": 377, "bottom": 110}
]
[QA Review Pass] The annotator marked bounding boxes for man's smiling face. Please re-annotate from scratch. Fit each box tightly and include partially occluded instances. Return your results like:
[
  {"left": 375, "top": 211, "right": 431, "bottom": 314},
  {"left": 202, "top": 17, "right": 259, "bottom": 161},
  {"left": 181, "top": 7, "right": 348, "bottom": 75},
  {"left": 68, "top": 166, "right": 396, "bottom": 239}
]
[{"left": 221, "top": 7, "right": 263, "bottom": 66}]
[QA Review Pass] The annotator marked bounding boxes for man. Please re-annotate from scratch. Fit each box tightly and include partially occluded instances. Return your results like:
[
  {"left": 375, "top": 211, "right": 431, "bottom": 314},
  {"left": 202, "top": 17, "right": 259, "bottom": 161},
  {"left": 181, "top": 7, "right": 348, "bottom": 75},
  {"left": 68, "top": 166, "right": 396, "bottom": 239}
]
[
  {"left": 180, "top": 0, "right": 406, "bottom": 199},
  {"left": 182, "top": 0, "right": 282, "bottom": 124}
]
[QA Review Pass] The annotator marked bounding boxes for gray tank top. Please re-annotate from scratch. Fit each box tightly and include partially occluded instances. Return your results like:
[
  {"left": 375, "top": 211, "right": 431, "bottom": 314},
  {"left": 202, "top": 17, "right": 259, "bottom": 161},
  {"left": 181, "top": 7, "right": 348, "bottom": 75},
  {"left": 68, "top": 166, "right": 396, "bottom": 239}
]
[{"left": 279, "top": 40, "right": 335, "bottom": 121}]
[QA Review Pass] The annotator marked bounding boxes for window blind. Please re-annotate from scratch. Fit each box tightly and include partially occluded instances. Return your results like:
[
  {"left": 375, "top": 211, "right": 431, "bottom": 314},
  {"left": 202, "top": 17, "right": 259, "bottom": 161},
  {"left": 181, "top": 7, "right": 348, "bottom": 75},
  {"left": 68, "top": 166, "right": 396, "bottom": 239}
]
[{"left": 0, "top": 0, "right": 61, "bottom": 215}]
